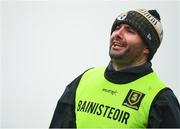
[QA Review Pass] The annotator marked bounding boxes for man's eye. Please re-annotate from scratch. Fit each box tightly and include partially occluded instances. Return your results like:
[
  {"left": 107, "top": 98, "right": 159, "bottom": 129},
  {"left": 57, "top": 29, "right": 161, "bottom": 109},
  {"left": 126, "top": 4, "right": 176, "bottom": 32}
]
[
  {"left": 115, "top": 26, "right": 120, "bottom": 30},
  {"left": 127, "top": 28, "right": 136, "bottom": 34}
]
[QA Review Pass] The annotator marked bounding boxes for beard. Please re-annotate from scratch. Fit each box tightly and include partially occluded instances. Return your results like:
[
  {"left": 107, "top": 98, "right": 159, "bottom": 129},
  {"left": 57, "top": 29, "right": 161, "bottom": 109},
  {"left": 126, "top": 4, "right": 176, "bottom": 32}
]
[
  {"left": 109, "top": 44, "right": 144, "bottom": 66},
  {"left": 109, "top": 45, "right": 130, "bottom": 60},
  {"left": 109, "top": 36, "right": 148, "bottom": 65}
]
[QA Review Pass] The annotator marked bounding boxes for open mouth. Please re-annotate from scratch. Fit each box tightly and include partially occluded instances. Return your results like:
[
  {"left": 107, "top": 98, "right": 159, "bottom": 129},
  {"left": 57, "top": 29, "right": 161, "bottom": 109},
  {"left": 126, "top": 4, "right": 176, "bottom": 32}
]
[{"left": 111, "top": 41, "right": 127, "bottom": 50}]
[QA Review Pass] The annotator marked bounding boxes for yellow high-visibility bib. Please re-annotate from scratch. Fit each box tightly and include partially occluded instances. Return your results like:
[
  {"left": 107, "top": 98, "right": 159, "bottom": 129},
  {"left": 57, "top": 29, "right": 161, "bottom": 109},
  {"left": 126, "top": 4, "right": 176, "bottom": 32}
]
[{"left": 75, "top": 67, "right": 166, "bottom": 128}]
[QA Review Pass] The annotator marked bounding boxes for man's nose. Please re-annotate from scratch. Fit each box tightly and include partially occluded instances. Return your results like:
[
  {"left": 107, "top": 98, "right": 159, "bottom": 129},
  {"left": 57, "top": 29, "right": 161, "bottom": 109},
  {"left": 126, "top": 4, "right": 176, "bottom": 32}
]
[{"left": 114, "top": 26, "right": 125, "bottom": 39}]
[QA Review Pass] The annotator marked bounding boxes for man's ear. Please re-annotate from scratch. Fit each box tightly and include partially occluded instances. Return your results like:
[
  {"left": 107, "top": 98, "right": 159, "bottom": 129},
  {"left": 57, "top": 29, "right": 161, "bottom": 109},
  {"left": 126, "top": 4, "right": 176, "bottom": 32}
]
[{"left": 144, "top": 47, "right": 150, "bottom": 55}]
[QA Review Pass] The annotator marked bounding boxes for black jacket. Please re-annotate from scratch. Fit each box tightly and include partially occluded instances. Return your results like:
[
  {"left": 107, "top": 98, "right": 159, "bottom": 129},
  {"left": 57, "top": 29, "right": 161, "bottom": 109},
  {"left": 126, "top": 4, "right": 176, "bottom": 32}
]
[{"left": 50, "top": 62, "right": 180, "bottom": 128}]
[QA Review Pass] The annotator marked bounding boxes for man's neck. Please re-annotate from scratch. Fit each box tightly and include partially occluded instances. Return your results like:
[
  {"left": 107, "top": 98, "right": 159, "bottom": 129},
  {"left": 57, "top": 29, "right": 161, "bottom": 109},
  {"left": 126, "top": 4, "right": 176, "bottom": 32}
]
[
  {"left": 111, "top": 59, "right": 147, "bottom": 71},
  {"left": 105, "top": 61, "right": 153, "bottom": 84}
]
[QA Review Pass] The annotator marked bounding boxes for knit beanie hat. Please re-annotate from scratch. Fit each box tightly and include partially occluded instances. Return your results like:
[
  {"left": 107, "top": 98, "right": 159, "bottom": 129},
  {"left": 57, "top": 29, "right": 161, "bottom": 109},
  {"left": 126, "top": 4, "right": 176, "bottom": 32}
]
[{"left": 111, "top": 9, "right": 163, "bottom": 61}]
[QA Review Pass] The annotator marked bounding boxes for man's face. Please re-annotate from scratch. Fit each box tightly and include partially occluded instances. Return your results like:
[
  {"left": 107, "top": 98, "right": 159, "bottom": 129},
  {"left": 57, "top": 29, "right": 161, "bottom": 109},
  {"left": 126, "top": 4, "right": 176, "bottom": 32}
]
[{"left": 109, "top": 24, "right": 149, "bottom": 64}]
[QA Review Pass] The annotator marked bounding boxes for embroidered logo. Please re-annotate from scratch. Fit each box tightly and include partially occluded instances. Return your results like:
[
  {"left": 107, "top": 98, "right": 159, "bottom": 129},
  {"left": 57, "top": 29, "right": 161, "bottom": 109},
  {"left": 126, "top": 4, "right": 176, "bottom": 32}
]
[
  {"left": 147, "top": 33, "right": 152, "bottom": 40},
  {"left": 102, "top": 88, "right": 118, "bottom": 95},
  {"left": 117, "top": 13, "right": 127, "bottom": 21},
  {"left": 122, "top": 89, "right": 145, "bottom": 110}
]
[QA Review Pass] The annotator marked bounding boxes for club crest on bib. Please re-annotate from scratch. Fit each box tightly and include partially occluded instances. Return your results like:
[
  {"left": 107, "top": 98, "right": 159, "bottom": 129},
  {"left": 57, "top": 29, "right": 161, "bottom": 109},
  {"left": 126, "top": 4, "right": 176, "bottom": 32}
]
[{"left": 122, "top": 89, "right": 145, "bottom": 110}]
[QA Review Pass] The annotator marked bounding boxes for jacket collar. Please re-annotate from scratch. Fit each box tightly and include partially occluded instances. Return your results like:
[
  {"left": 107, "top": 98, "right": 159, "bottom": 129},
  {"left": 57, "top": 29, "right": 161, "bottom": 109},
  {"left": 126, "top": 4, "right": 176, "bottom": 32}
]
[{"left": 104, "top": 62, "right": 153, "bottom": 84}]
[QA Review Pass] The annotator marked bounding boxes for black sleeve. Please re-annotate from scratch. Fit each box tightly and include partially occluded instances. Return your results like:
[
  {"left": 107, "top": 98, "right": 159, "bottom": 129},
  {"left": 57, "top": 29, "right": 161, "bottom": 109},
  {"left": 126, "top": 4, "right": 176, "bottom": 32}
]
[
  {"left": 148, "top": 87, "right": 180, "bottom": 128},
  {"left": 49, "top": 74, "right": 83, "bottom": 128}
]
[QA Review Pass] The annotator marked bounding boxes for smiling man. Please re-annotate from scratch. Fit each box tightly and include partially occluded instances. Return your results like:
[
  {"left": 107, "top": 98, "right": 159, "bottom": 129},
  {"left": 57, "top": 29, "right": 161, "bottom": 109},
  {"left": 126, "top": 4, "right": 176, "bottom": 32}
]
[
  {"left": 50, "top": 9, "right": 180, "bottom": 128},
  {"left": 109, "top": 24, "right": 149, "bottom": 71}
]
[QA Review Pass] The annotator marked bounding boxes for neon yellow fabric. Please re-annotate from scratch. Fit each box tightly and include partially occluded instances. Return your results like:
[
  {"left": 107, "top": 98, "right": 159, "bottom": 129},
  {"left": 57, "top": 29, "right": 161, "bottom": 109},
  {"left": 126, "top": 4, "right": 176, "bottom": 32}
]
[{"left": 75, "top": 67, "right": 166, "bottom": 128}]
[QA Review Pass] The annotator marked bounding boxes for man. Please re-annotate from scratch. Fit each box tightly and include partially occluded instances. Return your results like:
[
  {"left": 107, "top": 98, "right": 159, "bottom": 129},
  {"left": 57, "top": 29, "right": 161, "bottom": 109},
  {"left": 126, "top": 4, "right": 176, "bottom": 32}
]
[{"left": 50, "top": 9, "right": 180, "bottom": 128}]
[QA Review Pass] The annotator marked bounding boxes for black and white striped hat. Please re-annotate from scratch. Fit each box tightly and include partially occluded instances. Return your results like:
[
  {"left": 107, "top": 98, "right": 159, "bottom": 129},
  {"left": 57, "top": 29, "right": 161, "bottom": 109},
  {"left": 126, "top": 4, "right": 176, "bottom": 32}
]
[{"left": 111, "top": 9, "right": 163, "bottom": 61}]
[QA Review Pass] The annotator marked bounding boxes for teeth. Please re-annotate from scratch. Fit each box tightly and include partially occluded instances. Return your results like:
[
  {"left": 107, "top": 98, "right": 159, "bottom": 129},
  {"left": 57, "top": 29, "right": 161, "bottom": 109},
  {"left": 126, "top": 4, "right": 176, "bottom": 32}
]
[
  {"left": 113, "top": 41, "right": 125, "bottom": 47},
  {"left": 114, "top": 41, "right": 120, "bottom": 44},
  {"left": 113, "top": 43, "right": 123, "bottom": 47}
]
